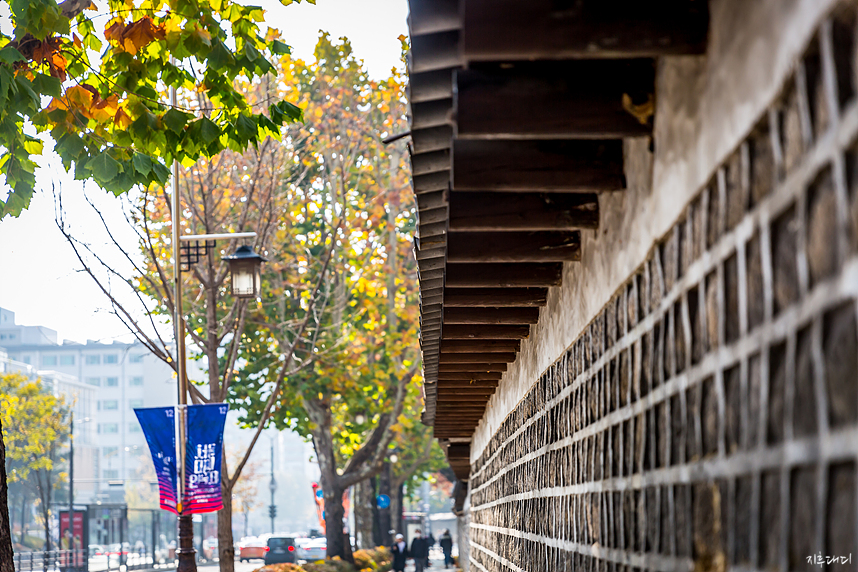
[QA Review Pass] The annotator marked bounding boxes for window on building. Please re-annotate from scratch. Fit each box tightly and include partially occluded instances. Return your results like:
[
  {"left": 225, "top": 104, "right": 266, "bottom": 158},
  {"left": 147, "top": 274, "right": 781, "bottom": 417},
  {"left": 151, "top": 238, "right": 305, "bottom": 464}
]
[
  {"left": 129, "top": 376, "right": 143, "bottom": 386},
  {"left": 22, "top": 356, "right": 30, "bottom": 364},
  {"left": 0, "top": 334, "right": 6, "bottom": 340},
  {"left": 128, "top": 399, "right": 144, "bottom": 409},
  {"left": 42, "top": 355, "right": 57, "bottom": 366},
  {"left": 104, "top": 354, "right": 118, "bottom": 364},
  {"left": 102, "top": 400, "right": 118, "bottom": 410},
  {"left": 85, "top": 377, "right": 100, "bottom": 386},
  {"left": 129, "top": 354, "right": 144, "bottom": 363},
  {"left": 85, "top": 355, "right": 100, "bottom": 365},
  {"left": 103, "top": 469, "right": 119, "bottom": 479},
  {"left": 129, "top": 422, "right": 141, "bottom": 433},
  {"left": 105, "top": 377, "right": 119, "bottom": 387},
  {"left": 100, "top": 423, "right": 119, "bottom": 434},
  {"left": 60, "top": 355, "right": 75, "bottom": 366},
  {"left": 9, "top": 334, "right": 15, "bottom": 340},
  {"left": 103, "top": 446, "right": 118, "bottom": 457}
]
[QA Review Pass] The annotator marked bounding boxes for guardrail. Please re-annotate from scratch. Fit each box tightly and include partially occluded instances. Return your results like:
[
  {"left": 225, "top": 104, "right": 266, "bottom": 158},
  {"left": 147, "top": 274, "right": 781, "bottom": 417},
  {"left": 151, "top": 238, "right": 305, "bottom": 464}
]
[{"left": 12, "top": 550, "right": 177, "bottom": 572}]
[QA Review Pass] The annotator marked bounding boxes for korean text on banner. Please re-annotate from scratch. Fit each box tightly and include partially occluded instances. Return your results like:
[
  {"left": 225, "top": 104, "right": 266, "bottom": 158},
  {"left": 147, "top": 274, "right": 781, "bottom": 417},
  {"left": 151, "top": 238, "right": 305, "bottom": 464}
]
[
  {"left": 184, "top": 403, "right": 229, "bottom": 514},
  {"left": 134, "top": 407, "right": 178, "bottom": 513}
]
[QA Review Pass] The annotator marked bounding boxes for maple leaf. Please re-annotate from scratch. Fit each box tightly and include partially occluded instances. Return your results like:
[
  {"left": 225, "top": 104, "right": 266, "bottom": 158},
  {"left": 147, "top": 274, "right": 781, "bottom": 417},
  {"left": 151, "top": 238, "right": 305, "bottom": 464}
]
[
  {"left": 114, "top": 107, "right": 133, "bottom": 129},
  {"left": 107, "top": 16, "right": 167, "bottom": 55},
  {"left": 48, "top": 52, "right": 68, "bottom": 81},
  {"left": 90, "top": 94, "right": 120, "bottom": 122}
]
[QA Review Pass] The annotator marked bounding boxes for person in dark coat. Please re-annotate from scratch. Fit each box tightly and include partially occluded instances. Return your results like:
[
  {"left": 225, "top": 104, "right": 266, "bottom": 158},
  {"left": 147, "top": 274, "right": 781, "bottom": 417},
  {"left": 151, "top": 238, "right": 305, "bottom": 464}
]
[
  {"left": 425, "top": 531, "right": 435, "bottom": 567},
  {"left": 391, "top": 534, "right": 409, "bottom": 572},
  {"left": 439, "top": 529, "right": 454, "bottom": 568},
  {"left": 410, "top": 529, "right": 429, "bottom": 572}
]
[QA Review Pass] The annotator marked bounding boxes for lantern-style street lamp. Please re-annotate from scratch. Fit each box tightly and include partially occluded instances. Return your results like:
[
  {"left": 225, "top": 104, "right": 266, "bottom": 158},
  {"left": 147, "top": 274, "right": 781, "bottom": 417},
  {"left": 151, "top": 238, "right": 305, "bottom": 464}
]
[
  {"left": 224, "top": 244, "right": 267, "bottom": 298},
  {"left": 171, "top": 229, "right": 266, "bottom": 572}
]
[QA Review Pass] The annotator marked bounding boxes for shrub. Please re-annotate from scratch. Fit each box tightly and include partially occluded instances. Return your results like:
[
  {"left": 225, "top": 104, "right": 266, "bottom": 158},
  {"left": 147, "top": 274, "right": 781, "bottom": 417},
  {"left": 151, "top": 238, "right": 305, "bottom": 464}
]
[
  {"left": 303, "top": 558, "right": 357, "bottom": 572},
  {"left": 366, "top": 546, "right": 392, "bottom": 565},
  {"left": 352, "top": 549, "right": 377, "bottom": 570},
  {"left": 253, "top": 564, "right": 305, "bottom": 572}
]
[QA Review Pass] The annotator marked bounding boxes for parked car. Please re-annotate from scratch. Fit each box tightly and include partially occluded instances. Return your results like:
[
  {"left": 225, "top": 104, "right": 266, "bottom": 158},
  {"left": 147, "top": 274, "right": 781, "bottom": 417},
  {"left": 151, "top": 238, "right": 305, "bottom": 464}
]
[
  {"left": 298, "top": 537, "right": 326, "bottom": 562},
  {"left": 238, "top": 538, "right": 267, "bottom": 562},
  {"left": 264, "top": 536, "right": 298, "bottom": 564},
  {"left": 88, "top": 545, "right": 106, "bottom": 558}
]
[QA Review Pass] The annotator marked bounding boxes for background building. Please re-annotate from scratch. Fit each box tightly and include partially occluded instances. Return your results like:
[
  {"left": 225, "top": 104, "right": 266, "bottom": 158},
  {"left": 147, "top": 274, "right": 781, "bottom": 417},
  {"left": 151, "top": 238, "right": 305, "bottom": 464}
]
[{"left": 0, "top": 306, "right": 176, "bottom": 502}]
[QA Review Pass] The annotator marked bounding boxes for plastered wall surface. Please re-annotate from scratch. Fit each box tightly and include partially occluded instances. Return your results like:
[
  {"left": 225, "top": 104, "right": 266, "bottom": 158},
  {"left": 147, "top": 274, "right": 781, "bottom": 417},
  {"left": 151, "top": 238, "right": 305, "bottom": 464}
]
[{"left": 471, "top": 0, "right": 842, "bottom": 463}]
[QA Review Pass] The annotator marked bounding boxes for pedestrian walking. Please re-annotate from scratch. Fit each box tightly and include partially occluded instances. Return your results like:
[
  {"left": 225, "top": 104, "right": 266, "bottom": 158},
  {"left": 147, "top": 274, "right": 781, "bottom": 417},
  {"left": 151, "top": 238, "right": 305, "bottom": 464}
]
[
  {"left": 392, "top": 533, "right": 409, "bottom": 572},
  {"left": 410, "top": 529, "right": 430, "bottom": 572},
  {"left": 439, "top": 529, "right": 453, "bottom": 569},
  {"left": 425, "top": 531, "right": 435, "bottom": 568}
]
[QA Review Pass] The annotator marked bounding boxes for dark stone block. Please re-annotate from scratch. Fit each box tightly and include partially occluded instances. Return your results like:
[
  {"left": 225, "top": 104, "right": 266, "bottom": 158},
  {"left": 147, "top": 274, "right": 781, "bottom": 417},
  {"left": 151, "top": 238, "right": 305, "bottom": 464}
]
[
  {"left": 725, "top": 150, "right": 747, "bottom": 231},
  {"left": 824, "top": 302, "right": 858, "bottom": 428},
  {"left": 779, "top": 78, "right": 805, "bottom": 175},
  {"left": 746, "top": 231, "right": 766, "bottom": 330},
  {"left": 793, "top": 325, "right": 818, "bottom": 438},
  {"left": 760, "top": 471, "right": 781, "bottom": 569},
  {"left": 725, "top": 252, "right": 741, "bottom": 343},
  {"left": 701, "top": 376, "right": 719, "bottom": 457},
  {"left": 749, "top": 118, "right": 776, "bottom": 206},
  {"left": 724, "top": 364, "right": 741, "bottom": 453},
  {"left": 806, "top": 167, "right": 840, "bottom": 287},
  {"left": 827, "top": 462, "right": 857, "bottom": 565},
  {"left": 768, "top": 341, "right": 787, "bottom": 445},
  {"left": 771, "top": 204, "right": 800, "bottom": 315},
  {"left": 789, "top": 466, "right": 817, "bottom": 571}
]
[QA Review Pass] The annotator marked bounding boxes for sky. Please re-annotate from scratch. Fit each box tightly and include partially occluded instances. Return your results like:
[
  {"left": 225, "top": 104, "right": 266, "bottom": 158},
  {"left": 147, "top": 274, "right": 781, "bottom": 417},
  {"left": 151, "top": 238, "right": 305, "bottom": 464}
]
[{"left": 0, "top": 0, "right": 409, "bottom": 344}]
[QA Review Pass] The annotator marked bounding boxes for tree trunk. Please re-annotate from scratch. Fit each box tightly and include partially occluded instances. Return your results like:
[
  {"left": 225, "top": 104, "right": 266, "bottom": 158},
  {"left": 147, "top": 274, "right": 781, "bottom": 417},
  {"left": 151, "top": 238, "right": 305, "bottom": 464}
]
[
  {"left": 377, "top": 463, "right": 393, "bottom": 545},
  {"left": 389, "top": 482, "right": 403, "bottom": 541},
  {"left": 323, "top": 486, "right": 349, "bottom": 562},
  {"left": 371, "top": 476, "right": 383, "bottom": 548},
  {"left": 354, "top": 479, "right": 375, "bottom": 550},
  {"left": 218, "top": 481, "right": 236, "bottom": 572},
  {"left": 0, "top": 418, "right": 15, "bottom": 572}
]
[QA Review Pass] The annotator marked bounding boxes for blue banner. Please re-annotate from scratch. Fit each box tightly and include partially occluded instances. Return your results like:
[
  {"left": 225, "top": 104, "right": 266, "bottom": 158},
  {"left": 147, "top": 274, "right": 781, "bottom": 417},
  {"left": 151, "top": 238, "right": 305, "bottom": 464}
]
[
  {"left": 134, "top": 407, "right": 178, "bottom": 513},
  {"left": 184, "top": 403, "right": 229, "bottom": 514}
]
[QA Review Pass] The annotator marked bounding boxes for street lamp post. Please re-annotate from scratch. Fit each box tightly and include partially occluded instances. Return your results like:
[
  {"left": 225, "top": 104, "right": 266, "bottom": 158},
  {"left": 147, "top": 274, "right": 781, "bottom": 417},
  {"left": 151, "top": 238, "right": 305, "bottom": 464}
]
[
  {"left": 68, "top": 414, "right": 90, "bottom": 568},
  {"left": 170, "top": 156, "right": 266, "bottom": 571},
  {"left": 268, "top": 440, "right": 277, "bottom": 534}
]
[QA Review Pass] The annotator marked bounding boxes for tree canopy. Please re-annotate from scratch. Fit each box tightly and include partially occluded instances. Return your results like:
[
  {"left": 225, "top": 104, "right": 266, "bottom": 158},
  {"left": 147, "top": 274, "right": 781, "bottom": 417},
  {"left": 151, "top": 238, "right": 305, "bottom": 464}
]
[{"left": 0, "top": 0, "right": 309, "bottom": 218}]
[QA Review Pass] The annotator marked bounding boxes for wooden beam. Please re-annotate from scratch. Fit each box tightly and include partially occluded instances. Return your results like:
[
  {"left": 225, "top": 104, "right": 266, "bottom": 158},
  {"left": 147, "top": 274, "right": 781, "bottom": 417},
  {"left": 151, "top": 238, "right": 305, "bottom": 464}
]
[
  {"left": 413, "top": 171, "right": 449, "bottom": 193},
  {"left": 409, "top": 69, "right": 453, "bottom": 103},
  {"left": 411, "top": 99, "right": 453, "bottom": 130},
  {"left": 444, "top": 288, "right": 547, "bottom": 307},
  {"left": 442, "top": 324, "right": 531, "bottom": 339},
  {"left": 449, "top": 192, "right": 598, "bottom": 231},
  {"left": 452, "top": 140, "right": 624, "bottom": 191},
  {"left": 412, "top": 126, "right": 454, "bottom": 154},
  {"left": 454, "top": 61, "right": 654, "bottom": 139},
  {"left": 411, "top": 30, "right": 460, "bottom": 73},
  {"left": 417, "top": 190, "right": 448, "bottom": 211},
  {"left": 440, "top": 339, "right": 521, "bottom": 353},
  {"left": 447, "top": 231, "right": 580, "bottom": 263},
  {"left": 409, "top": 0, "right": 460, "bottom": 35},
  {"left": 462, "top": 0, "right": 708, "bottom": 60},
  {"left": 412, "top": 149, "right": 451, "bottom": 176},
  {"left": 446, "top": 262, "right": 562, "bottom": 288},
  {"left": 438, "top": 363, "right": 508, "bottom": 372},
  {"left": 443, "top": 307, "right": 539, "bottom": 325},
  {"left": 439, "top": 352, "right": 517, "bottom": 363},
  {"left": 436, "top": 371, "right": 502, "bottom": 381}
]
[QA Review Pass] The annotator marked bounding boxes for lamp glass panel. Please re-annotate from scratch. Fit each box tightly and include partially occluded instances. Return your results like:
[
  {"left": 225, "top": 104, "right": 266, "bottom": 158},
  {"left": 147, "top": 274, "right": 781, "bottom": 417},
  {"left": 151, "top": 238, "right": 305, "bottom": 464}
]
[{"left": 232, "top": 265, "right": 255, "bottom": 297}]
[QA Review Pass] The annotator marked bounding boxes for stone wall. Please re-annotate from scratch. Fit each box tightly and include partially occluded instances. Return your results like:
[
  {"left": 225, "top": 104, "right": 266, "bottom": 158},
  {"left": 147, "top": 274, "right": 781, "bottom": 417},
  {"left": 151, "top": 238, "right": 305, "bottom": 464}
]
[{"left": 467, "top": 2, "right": 858, "bottom": 570}]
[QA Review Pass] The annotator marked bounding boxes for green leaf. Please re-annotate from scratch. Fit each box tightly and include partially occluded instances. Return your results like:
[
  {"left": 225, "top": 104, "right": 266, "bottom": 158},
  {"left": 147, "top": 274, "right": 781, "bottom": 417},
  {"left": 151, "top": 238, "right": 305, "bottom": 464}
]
[
  {"left": 270, "top": 40, "right": 291, "bottom": 55},
  {"left": 208, "top": 40, "right": 236, "bottom": 71},
  {"left": 22, "top": 136, "right": 43, "bottom": 155},
  {"left": 234, "top": 113, "right": 257, "bottom": 141},
  {"left": 0, "top": 46, "right": 24, "bottom": 65},
  {"left": 152, "top": 161, "right": 171, "bottom": 185},
  {"left": 196, "top": 117, "right": 221, "bottom": 144},
  {"left": 132, "top": 153, "right": 153, "bottom": 176},
  {"left": 162, "top": 108, "right": 191, "bottom": 134},
  {"left": 87, "top": 152, "right": 122, "bottom": 183},
  {"left": 32, "top": 74, "right": 62, "bottom": 98}
]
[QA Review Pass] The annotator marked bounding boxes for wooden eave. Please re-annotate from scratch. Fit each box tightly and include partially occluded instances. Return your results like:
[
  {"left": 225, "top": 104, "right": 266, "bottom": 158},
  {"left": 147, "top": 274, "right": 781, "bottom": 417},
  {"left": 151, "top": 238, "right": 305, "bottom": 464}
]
[{"left": 406, "top": 0, "right": 708, "bottom": 478}]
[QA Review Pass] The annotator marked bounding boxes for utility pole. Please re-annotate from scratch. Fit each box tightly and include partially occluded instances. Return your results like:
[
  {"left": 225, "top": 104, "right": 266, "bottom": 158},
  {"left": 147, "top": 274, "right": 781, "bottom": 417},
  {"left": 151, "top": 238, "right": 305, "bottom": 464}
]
[
  {"left": 68, "top": 411, "right": 74, "bottom": 562},
  {"left": 268, "top": 439, "right": 277, "bottom": 534},
  {"left": 170, "top": 76, "right": 195, "bottom": 572}
]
